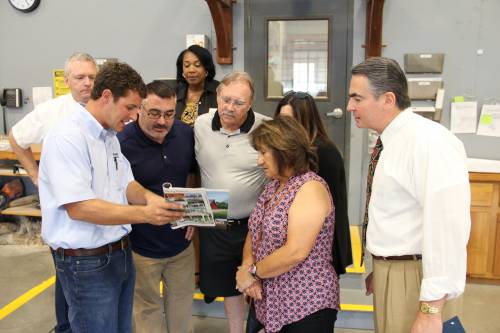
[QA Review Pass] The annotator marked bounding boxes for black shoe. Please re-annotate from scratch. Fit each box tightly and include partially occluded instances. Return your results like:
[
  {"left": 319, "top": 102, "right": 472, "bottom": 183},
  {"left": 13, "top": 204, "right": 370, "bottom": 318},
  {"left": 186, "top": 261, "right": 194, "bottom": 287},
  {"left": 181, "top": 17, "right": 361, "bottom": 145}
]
[{"left": 204, "top": 295, "right": 216, "bottom": 304}]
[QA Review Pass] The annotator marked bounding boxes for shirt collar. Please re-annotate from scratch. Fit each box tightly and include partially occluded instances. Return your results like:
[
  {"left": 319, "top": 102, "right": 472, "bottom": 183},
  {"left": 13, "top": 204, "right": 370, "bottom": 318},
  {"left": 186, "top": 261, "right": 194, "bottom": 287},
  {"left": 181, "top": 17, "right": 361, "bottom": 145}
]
[
  {"left": 75, "top": 107, "right": 114, "bottom": 140},
  {"left": 380, "top": 108, "right": 414, "bottom": 147},
  {"left": 211, "top": 108, "right": 255, "bottom": 133}
]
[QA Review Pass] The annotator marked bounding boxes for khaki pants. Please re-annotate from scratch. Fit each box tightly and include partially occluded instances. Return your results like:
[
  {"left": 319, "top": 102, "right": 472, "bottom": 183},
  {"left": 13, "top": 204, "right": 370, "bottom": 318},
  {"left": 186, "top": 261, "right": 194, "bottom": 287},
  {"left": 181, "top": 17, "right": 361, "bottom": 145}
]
[
  {"left": 372, "top": 258, "right": 462, "bottom": 333},
  {"left": 133, "top": 244, "right": 195, "bottom": 333}
]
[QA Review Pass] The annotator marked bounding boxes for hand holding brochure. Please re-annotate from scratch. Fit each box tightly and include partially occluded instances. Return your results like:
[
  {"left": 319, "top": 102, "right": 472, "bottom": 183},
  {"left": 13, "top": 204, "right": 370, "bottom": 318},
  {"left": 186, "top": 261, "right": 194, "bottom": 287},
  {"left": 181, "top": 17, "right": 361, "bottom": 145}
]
[{"left": 162, "top": 182, "right": 229, "bottom": 229}]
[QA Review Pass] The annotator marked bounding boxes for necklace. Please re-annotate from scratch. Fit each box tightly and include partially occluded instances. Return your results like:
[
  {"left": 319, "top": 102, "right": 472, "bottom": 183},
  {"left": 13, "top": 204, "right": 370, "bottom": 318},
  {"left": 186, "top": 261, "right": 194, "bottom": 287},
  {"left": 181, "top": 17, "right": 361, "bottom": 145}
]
[
  {"left": 256, "top": 181, "right": 289, "bottom": 248},
  {"left": 187, "top": 88, "right": 203, "bottom": 103},
  {"left": 264, "top": 183, "right": 288, "bottom": 213}
]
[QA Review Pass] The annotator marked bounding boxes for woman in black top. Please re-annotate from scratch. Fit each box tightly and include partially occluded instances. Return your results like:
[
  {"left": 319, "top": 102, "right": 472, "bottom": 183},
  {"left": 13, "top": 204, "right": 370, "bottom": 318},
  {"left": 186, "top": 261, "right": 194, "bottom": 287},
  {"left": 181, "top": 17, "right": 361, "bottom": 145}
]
[
  {"left": 175, "top": 45, "right": 219, "bottom": 126},
  {"left": 274, "top": 91, "right": 353, "bottom": 275}
]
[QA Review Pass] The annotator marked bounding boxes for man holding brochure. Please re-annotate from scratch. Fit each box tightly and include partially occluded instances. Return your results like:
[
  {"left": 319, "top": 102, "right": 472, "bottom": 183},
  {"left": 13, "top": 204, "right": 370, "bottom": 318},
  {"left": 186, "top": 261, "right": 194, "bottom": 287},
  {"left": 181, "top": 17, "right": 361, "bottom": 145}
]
[
  {"left": 118, "top": 81, "right": 197, "bottom": 333},
  {"left": 194, "top": 71, "right": 269, "bottom": 333}
]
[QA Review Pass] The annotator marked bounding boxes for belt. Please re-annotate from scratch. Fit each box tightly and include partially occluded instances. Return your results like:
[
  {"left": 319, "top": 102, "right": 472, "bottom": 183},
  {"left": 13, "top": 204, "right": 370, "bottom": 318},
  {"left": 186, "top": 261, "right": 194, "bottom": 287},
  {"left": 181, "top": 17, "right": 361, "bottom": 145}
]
[
  {"left": 52, "top": 235, "right": 130, "bottom": 257},
  {"left": 227, "top": 217, "right": 249, "bottom": 226},
  {"left": 214, "top": 217, "right": 249, "bottom": 230},
  {"left": 372, "top": 254, "right": 422, "bottom": 261}
]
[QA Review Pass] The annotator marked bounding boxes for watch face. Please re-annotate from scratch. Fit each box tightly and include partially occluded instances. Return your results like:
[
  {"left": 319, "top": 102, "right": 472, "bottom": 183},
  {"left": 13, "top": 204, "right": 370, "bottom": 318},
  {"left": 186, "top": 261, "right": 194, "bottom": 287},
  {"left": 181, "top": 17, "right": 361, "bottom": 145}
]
[{"left": 8, "top": 0, "right": 41, "bottom": 13}]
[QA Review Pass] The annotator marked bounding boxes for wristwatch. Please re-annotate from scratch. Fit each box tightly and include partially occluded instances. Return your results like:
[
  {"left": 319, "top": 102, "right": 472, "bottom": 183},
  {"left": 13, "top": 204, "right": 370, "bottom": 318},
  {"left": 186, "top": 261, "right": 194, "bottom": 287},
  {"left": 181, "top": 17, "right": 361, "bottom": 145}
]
[
  {"left": 420, "top": 302, "right": 441, "bottom": 314},
  {"left": 248, "top": 263, "right": 261, "bottom": 280}
]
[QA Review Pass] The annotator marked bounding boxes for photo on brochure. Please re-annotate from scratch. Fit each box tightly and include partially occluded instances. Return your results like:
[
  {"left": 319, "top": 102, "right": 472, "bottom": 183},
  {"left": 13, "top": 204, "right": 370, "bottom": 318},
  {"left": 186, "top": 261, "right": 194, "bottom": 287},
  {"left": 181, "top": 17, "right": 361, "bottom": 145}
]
[{"left": 162, "top": 182, "right": 229, "bottom": 229}]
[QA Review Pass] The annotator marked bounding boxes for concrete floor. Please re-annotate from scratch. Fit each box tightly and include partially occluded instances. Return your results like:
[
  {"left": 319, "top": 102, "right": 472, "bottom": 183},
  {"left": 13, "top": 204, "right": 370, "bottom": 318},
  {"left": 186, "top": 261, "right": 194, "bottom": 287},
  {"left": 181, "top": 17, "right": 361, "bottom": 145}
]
[{"left": 1, "top": 245, "right": 500, "bottom": 332}]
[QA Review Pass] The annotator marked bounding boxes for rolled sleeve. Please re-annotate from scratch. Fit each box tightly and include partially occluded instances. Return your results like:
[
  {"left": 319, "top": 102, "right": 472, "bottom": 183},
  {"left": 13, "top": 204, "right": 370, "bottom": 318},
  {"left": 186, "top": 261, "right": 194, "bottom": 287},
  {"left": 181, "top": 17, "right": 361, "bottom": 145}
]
[{"left": 11, "top": 111, "right": 45, "bottom": 148}]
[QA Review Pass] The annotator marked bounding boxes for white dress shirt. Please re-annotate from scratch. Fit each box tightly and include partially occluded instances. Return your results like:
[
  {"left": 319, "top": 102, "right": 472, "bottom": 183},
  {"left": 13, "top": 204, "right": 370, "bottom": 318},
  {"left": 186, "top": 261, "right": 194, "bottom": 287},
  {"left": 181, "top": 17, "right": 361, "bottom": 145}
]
[
  {"left": 367, "top": 109, "right": 471, "bottom": 301},
  {"left": 11, "top": 93, "right": 80, "bottom": 148}
]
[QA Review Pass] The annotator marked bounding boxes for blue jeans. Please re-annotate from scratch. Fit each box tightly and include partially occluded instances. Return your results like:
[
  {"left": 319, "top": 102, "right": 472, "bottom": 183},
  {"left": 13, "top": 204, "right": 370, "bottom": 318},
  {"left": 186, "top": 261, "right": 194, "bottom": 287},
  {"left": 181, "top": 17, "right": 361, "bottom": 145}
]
[
  {"left": 50, "top": 252, "right": 71, "bottom": 333},
  {"left": 53, "top": 247, "right": 135, "bottom": 333}
]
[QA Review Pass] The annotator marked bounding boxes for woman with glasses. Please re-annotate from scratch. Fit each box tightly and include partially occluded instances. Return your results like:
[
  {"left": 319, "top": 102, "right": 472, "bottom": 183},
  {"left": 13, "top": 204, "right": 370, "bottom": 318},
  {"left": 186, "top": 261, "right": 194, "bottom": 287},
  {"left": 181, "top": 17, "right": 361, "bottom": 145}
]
[
  {"left": 175, "top": 45, "right": 219, "bottom": 126},
  {"left": 275, "top": 91, "right": 353, "bottom": 277},
  {"left": 236, "top": 117, "right": 339, "bottom": 332}
]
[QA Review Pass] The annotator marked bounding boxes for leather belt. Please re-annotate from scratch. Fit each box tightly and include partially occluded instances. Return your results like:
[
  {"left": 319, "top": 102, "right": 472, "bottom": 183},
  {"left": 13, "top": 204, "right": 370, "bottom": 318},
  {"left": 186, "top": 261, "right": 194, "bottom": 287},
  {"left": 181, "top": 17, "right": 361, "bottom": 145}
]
[
  {"left": 372, "top": 254, "right": 422, "bottom": 261},
  {"left": 227, "top": 217, "right": 249, "bottom": 226},
  {"left": 52, "top": 235, "right": 130, "bottom": 257},
  {"left": 215, "top": 217, "right": 249, "bottom": 230}
]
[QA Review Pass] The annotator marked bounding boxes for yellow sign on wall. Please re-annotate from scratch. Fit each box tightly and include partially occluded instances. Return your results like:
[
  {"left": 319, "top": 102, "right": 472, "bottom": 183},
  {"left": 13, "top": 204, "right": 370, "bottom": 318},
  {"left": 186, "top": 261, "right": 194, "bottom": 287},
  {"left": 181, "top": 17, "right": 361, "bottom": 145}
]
[{"left": 53, "top": 69, "right": 69, "bottom": 97}]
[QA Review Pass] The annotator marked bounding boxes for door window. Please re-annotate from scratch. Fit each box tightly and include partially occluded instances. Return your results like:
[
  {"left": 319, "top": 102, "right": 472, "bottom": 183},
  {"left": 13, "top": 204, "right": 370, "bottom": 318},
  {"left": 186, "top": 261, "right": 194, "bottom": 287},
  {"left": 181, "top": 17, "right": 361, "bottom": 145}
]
[{"left": 267, "top": 19, "right": 329, "bottom": 99}]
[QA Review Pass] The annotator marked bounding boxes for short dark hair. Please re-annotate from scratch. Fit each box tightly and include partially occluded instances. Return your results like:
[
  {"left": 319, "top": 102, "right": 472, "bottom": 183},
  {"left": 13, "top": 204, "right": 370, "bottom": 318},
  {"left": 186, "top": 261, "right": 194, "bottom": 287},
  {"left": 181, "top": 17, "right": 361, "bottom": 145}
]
[
  {"left": 250, "top": 117, "right": 318, "bottom": 176},
  {"left": 91, "top": 62, "right": 146, "bottom": 101},
  {"left": 176, "top": 45, "right": 216, "bottom": 83},
  {"left": 351, "top": 57, "right": 411, "bottom": 110},
  {"left": 147, "top": 81, "right": 176, "bottom": 99},
  {"left": 274, "top": 91, "right": 333, "bottom": 146}
]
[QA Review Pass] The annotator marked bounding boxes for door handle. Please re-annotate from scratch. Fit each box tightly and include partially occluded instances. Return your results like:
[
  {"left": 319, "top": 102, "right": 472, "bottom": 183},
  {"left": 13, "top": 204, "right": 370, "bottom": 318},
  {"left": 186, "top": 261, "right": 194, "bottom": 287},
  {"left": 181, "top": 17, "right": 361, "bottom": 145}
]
[{"left": 326, "top": 108, "right": 343, "bottom": 119}]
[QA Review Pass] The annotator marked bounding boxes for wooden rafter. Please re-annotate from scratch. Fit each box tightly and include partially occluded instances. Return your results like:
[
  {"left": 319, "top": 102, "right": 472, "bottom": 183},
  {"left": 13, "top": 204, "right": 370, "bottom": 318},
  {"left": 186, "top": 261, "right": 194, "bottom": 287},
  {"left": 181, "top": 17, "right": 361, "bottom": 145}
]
[
  {"left": 205, "top": 0, "right": 235, "bottom": 64},
  {"left": 365, "top": 0, "right": 385, "bottom": 59}
]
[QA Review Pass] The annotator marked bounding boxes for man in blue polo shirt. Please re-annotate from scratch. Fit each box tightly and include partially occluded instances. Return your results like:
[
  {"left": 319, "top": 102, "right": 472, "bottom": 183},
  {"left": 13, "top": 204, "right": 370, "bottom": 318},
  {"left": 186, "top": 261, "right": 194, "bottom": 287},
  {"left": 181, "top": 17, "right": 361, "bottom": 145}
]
[{"left": 118, "top": 81, "right": 197, "bottom": 333}]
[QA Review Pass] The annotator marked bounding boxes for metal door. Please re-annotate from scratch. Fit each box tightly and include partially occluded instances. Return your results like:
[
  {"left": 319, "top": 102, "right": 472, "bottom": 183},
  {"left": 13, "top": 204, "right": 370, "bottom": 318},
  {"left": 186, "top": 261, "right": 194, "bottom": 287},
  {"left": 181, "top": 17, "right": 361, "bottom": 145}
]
[{"left": 245, "top": 0, "right": 351, "bottom": 152}]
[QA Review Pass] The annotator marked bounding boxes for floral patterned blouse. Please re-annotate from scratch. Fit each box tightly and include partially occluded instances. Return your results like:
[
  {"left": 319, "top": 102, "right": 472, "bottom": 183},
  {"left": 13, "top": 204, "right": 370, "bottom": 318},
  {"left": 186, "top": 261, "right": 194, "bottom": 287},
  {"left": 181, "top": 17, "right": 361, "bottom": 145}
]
[{"left": 249, "top": 171, "right": 340, "bottom": 332}]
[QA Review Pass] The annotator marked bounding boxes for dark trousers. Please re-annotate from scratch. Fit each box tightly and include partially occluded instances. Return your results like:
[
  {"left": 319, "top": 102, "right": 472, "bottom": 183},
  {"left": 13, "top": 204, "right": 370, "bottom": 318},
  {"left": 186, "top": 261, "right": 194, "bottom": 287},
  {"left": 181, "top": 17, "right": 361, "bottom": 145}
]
[
  {"left": 246, "top": 302, "right": 338, "bottom": 333},
  {"left": 279, "top": 308, "right": 337, "bottom": 333}
]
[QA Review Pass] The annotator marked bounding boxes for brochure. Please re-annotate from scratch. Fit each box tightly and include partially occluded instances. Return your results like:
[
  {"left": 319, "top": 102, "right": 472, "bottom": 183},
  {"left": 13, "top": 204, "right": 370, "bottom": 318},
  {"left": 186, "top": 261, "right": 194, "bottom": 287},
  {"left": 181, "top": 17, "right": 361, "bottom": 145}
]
[{"left": 162, "top": 183, "right": 229, "bottom": 229}]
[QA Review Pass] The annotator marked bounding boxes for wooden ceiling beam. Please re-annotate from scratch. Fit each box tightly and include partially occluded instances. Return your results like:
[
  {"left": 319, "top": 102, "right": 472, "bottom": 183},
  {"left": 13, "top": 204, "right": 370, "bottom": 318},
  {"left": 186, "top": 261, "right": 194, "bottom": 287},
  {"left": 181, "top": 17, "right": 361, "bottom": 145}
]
[{"left": 205, "top": 0, "right": 235, "bottom": 64}]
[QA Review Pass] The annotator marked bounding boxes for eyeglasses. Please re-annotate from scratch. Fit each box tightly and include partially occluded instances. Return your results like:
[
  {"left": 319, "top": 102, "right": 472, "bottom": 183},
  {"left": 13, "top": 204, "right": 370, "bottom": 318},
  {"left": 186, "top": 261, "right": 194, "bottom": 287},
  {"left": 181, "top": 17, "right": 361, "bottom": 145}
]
[
  {"left": 283, "top": 90, "right": 311, "bottom": 100},
  {"left": 219, "top": 96, "right": 248, "bottom": 109},
  {"left": 144, "top": 108, "right": 175, "bottom": 120}
]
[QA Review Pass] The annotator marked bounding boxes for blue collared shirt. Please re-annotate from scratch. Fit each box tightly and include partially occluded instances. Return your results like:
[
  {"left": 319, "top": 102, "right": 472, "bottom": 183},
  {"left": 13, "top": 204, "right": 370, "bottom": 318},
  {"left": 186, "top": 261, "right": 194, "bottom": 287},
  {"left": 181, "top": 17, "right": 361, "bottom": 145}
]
[{"left": 39, "top": 106, "right": 134, "bottom": 249}]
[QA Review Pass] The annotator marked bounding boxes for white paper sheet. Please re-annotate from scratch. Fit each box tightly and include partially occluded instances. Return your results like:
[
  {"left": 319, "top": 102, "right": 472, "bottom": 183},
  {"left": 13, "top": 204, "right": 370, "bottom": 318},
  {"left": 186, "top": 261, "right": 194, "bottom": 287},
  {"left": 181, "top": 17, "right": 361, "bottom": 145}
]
[
  {"left": 450, "top": 101, "right": 477, "bottom": 133},
  {"left": 32, "top": 87, "right": 53, "bottom": 107},
  {"left": 476, "top": 104, "right": 500, "bottom": 137}
]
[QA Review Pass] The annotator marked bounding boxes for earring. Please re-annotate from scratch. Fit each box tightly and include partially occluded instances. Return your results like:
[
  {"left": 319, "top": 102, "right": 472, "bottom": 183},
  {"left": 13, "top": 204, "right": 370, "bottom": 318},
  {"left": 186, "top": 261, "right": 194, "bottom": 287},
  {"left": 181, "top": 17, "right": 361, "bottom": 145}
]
[{"left": 205, "top": 72, "right": 208, "bottom": 77}]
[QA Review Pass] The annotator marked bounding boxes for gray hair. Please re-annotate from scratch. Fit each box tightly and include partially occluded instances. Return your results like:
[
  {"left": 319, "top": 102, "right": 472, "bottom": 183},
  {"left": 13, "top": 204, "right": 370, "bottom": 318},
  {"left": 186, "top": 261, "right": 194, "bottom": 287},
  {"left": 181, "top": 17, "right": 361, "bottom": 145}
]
[
  {"left": 216, "top": 71, "right": 255, "bottom": 101},
  {"left": 64, "top": 52, "right": 97, "bottom": 77},
  {"left": 351, "top": 57, "right": 411, "bottom": 110}
]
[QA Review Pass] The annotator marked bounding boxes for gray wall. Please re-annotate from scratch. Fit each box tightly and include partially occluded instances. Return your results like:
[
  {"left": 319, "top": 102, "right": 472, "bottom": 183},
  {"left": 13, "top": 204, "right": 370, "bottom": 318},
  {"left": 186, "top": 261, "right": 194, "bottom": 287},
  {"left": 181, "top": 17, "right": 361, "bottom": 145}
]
[
  {"left": 347, "top": 0, "right": 500, "bottom": 224},
  {"left": 0, "top": 0, "right": 245, "bottom": 129},
  {"left": 1, "top": 0, "right": 498, "bottom": 226}
]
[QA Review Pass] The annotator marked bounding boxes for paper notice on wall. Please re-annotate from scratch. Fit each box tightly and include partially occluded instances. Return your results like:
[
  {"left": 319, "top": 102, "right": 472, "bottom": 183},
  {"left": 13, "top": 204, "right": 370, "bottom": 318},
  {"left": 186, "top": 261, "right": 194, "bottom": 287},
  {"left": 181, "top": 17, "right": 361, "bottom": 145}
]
[
  {"left": 450, "top": 101, "right": 477, "bottom": 133},
  {"left": 32, "top": 87, "right": 53, "bottom": 107},
  {"left": 476, "top": 104, "right": 500, "bottom": 137},
  {"left": 53, "top": 69, "right": 69, "bottom": 97}
]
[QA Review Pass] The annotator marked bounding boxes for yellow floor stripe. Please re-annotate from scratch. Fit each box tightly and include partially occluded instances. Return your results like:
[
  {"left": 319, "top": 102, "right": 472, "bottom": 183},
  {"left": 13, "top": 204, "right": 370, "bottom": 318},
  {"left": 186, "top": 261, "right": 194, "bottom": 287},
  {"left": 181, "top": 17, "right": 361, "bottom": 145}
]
[
  {"left": 340, "top": 303, "right": 374, "bottom": 312},
  {"left": 345, "top": 225, "right": 365, "bottom": 274},
  {"left": 0, "top": 275, "right": 373, "bottom": 321},
  {"left": 0, "top": 276, "right": 55, "bottom": 320},
  {"left": 1, "top": 229, "right": 368, "bottom": 321}
]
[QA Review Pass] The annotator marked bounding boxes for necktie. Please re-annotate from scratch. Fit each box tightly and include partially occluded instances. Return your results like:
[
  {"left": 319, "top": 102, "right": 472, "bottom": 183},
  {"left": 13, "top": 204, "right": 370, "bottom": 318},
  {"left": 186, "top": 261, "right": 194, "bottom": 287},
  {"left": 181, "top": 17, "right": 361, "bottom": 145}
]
[{"left": 361, "top": 137, "right": 383, "bottom": 266}]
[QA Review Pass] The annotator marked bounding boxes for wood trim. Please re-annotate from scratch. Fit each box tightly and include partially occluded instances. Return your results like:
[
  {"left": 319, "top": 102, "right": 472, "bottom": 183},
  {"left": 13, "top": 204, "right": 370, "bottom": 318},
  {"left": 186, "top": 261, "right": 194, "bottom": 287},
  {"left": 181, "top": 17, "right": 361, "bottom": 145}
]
[
  {"left": 469, "top": 172, "right": 500, "bottom": 182},
  {"left": 0, "top": 144, "right": 41, "bottom": 161},
  {"left": 365, "top": 0, "right": 385, "bottom": 58},
  {"left": 205, "top": 0, "right": 234, "bottom": 64}
]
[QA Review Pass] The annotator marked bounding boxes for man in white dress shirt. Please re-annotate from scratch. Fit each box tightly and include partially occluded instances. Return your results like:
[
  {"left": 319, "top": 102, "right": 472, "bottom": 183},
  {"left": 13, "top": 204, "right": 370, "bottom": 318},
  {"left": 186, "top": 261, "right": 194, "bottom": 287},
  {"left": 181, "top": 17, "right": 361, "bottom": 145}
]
[
  {"left": 9, "top": 52, "right": 97, "bottom": 186},
  {"left": 347, "top": 57, "right": 470, "bottom": 333}
]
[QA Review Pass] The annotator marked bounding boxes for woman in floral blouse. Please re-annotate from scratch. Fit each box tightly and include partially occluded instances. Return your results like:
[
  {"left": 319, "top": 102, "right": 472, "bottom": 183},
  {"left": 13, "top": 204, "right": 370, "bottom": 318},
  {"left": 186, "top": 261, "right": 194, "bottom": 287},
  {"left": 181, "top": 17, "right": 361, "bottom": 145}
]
[{"left": 236, "top": 117, "right": 339, "bottom": 333}]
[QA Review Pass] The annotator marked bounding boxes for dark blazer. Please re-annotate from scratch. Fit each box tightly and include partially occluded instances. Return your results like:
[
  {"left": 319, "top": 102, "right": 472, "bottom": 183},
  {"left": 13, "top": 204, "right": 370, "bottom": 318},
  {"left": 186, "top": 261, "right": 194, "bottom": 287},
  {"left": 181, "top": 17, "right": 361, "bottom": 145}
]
[
  {"left": 175, "top": 79, "right": 219, "bottom": 120},
  {"left": 316, "top": 139, "right": 353, "bottom": 275}
]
